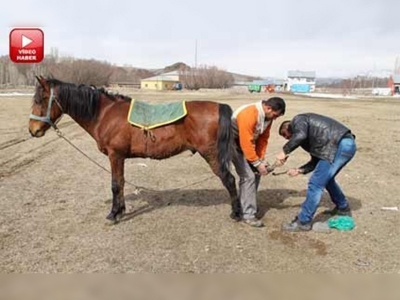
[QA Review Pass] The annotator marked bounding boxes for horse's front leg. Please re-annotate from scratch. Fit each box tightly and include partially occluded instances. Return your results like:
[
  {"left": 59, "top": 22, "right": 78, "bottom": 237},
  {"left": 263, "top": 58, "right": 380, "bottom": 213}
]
[{"left": 106, "top": 153, "right": 126, "bottom": 222}]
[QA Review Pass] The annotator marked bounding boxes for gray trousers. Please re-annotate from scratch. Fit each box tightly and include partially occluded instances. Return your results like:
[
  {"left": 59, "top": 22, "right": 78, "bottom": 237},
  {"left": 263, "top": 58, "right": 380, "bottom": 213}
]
[{"left": 232, "top": 150, "right": 261, "bottom": 219}]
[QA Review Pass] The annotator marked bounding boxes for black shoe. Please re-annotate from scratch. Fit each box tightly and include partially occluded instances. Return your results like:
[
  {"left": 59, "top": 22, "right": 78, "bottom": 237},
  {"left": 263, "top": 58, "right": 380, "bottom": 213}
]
[
  {"left": 230, "top": 211, "right": 242, "bottom": 222},
  {"left": 323, "top": 206, "right": 352, "bottom": 217},
  {"left": 282, "top": 217, "right": 312, "bottom": 232}
]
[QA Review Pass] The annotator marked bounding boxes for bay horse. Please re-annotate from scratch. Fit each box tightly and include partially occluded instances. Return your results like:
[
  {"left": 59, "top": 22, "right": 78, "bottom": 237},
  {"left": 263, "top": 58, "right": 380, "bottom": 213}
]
[{"left": 29, "top": 76, "right": 240, "bottom": 222}]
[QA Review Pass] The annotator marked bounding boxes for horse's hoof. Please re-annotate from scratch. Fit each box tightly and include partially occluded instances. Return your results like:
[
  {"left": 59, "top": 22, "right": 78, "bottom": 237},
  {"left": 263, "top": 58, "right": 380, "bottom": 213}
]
[
  {"left": 106, "top": 207, "right": 125, "bottom": 223},
  {"left": 106, "top": 212, "right": 118, "bottom": 223}
]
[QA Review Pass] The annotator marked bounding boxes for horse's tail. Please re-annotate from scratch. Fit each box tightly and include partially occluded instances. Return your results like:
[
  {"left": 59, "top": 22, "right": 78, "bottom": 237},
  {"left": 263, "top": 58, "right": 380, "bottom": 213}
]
[{"left": 217, "top": 103, "right": 235, "bottom": 180}]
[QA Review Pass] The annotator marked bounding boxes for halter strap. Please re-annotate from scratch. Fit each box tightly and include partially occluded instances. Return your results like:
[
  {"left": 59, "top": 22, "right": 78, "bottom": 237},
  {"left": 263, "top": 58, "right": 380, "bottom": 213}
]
[{"left": 30, "top": 87, "right": 63, "bottom": 129}]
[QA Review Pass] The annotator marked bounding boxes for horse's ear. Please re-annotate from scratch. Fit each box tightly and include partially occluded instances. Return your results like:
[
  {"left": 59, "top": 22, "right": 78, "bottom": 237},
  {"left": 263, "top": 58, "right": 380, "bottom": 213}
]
[{"left": 35, "top": 75, "right": 49, "bottom": 90}]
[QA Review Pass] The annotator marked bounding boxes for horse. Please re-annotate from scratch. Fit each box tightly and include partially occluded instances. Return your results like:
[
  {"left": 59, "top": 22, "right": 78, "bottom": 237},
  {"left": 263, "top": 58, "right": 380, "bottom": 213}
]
[{"left": 29, "top": 76, "right": 240, "bottom": 222}]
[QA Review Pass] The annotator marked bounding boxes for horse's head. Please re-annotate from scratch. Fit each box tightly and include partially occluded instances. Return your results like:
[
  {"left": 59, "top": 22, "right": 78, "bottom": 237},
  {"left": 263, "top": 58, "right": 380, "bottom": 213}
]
[{"left": 29, "top": 76, "right": 63, "bottom": 137}]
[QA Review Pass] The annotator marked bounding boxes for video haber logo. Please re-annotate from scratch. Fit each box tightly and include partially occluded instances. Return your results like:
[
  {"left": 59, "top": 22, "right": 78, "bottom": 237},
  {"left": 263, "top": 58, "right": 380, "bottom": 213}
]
[{"left": 9, "top": 28, "right": 44, "bottom": 63}]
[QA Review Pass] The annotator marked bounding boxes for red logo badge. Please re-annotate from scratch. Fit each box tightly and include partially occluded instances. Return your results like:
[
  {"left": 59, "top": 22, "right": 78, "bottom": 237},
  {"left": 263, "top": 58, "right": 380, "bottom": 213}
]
[{"left": 9, "top": 28, "right": 44, "bottom": 63}]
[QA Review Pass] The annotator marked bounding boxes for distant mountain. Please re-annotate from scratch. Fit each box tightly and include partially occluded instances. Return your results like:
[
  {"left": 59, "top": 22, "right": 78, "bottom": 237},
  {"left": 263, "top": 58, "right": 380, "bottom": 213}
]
[
  {"left": 147, "top": 62, "right": 191, "bottom": 75},
  {"left": 229, "top": 72, "right": 261, "bottom": 82},
  {"left": 110, "top": 61, "right": 261, "bottom": 84},
  {"left": 110, "top": 66, "right": 154, "bottom": 83},
  {"left": 162, "top": 62, "right": 191, "bottom": 73}
]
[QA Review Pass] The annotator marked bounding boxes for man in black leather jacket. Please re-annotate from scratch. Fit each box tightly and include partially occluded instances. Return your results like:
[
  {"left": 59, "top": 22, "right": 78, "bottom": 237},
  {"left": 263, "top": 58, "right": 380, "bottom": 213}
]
[{"left": 275, "top": 113, "right": 356, "bottom": 231}]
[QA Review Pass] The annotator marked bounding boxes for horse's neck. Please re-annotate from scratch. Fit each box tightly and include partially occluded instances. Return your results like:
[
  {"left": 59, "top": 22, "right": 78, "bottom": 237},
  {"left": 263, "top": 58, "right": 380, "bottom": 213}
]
[{"left": 63, "top": 94, "right": 113, "bottom": 138}]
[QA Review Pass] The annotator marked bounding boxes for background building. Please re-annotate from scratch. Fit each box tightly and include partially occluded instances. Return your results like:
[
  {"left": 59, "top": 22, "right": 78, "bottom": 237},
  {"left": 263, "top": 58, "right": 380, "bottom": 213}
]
[
  {"left": 388, "top": 75, "right": 400, "bottom": 95},
  {"left": 140, "top": 73, "right": 180, "bottom": 90},
  {"left": 247, "top": 78, "right": 285, "bottom": 93},
  {"left": 286, "top": 70, "right": 316, "bottom": 93}
]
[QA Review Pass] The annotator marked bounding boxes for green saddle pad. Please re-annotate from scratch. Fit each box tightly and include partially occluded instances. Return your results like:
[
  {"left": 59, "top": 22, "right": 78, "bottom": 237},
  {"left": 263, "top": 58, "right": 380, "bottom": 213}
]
[
  {"left": 127, "top": 100, "right": 187, "bottom": 129},
  {"left": 328, "top": 216, "right": 355, "bottom": 231}
]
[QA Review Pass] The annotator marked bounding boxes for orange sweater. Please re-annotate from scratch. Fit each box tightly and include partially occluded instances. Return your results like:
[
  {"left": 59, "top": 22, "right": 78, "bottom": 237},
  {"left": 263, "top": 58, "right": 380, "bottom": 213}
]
[{"left": 235, "top": 104, "right": 272, "bottom": 165}]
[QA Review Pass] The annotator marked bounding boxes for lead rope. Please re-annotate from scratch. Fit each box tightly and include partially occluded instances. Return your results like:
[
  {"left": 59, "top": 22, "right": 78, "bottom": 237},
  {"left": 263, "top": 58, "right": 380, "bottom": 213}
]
[{"left": 53, "top": 125, "right": 287, "bottom": 193}]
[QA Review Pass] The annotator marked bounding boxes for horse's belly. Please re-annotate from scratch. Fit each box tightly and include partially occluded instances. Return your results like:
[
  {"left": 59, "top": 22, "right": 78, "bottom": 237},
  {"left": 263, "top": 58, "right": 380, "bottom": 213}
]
[{"left": 129, "top": 135, "right": 187, "bottom": 159}]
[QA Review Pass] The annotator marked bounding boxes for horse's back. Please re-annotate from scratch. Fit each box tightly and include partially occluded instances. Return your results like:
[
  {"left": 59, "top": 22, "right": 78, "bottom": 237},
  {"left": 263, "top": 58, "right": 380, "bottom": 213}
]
[
  {"left": 97, "top": 100, "right": 230, "bottom": 159},
  {"left": 183, "top": 101, "right": 231, "bottom": 150},
  {"left": 185, "top": 101, "right": 220, "bottom": 123}
]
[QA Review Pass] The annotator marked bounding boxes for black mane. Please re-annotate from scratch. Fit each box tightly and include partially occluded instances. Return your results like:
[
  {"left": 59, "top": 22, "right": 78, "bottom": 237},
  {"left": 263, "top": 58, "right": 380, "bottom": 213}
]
[{"left": 35, "top": 78, "right": 131, "bottom": 120}]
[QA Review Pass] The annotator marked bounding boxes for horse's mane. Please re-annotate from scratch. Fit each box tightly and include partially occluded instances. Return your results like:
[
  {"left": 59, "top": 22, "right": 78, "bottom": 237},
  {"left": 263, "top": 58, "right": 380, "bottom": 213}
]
[{"left": 36, "top": 78, "right": 132, "bottom": 120}]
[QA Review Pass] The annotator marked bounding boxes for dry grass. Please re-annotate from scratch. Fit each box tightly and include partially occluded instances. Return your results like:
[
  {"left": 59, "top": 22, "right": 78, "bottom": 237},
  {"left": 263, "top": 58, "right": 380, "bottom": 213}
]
[{"left": 1, "top": 89, "right": 399, "bottom": 273}]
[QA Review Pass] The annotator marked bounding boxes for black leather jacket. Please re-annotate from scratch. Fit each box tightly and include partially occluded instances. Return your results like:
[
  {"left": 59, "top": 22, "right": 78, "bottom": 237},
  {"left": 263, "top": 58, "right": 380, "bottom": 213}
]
[{"left": 283, "top": 113, "right": 354, "bottom": 174}]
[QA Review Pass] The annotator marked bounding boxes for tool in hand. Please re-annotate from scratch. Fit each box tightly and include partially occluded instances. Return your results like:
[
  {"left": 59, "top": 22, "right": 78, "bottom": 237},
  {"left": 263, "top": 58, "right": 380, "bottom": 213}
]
[
  {"left": 251, "top": 157, "right": 288, "bottom": 175},
  {"left": 271, "top": 170, "right": 288, "bottom": 176},
  {"left": 265, "top": 156, "right": 289, "bottom": 176}
]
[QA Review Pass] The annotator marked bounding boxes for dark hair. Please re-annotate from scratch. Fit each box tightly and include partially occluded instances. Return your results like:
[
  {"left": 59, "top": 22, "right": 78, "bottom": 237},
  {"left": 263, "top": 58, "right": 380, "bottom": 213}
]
[
  {"left": 262, "top": 97, "right": 286, "bottom": 115},
  {"left": 278, "top": 120, "right": 291, "bottom": 135}
]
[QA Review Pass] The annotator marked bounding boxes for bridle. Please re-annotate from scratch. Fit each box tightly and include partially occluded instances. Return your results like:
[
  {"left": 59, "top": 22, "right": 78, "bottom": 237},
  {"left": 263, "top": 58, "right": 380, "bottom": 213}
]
[{"left": 29, "top": 86, "right": 64, "bottom": 130}]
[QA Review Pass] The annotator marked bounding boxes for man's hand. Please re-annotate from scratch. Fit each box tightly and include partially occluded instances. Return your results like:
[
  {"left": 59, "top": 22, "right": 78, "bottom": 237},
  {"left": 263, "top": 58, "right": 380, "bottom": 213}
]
[
  {"left": 256, "top": 162, "right": 269, "bottom": 176},
  {"left": 275, "top": 151, "right": 288, "bottom": 167},
  {"left": 287, "top": 168, "right": 303, "bottom": 177}
]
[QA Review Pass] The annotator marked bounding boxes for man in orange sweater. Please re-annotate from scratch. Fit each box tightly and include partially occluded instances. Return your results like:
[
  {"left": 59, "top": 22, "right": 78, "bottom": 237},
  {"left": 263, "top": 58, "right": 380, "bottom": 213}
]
[{"left": 231, "top": 97, "right": 286, "bottom": 227}]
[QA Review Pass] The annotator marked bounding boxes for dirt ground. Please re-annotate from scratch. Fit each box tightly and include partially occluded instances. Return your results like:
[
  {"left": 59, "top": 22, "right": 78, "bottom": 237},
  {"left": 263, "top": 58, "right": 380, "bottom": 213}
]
[{"left": 1, "top": 88, "right": 399, "bottom": 273}]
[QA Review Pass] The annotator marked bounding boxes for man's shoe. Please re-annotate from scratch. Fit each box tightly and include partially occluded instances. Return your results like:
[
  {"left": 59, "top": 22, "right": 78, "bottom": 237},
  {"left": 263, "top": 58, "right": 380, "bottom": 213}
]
[
  {"left": 282, "top": 217, "right": 312, "bottom": 232},
  {"left": 242, "top": 217, "right": 264, "bottom": 228},
  {"left": 323, "top": 206, "right": 352, "bottom": 217},
  {"left": 230, "top": 211, "right": 242, "bottom": 222}
]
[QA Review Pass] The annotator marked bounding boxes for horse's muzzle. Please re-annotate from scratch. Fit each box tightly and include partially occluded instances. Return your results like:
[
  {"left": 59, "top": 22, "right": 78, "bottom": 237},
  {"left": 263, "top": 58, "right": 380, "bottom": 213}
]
[{"left": 29, "top": 128, "right": 45, "bottom": 137}]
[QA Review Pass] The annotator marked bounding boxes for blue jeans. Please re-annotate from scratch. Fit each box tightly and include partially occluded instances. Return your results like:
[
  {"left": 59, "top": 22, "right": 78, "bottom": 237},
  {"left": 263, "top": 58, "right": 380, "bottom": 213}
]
[{"left": 298, "top": 137, "right": 357, "bottom": 224}]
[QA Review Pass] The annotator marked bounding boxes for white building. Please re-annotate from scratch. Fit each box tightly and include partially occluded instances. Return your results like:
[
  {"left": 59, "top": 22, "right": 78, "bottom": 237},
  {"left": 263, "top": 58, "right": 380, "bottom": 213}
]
[{"left": 286, "top": 70, "right": 316, "bottom": 93}]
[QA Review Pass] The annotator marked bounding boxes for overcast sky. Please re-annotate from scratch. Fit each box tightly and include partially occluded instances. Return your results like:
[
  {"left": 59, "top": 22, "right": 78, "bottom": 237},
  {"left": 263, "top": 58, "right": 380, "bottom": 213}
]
[{"left": 2, "top": 0, "right": 399, "bottom": 77}]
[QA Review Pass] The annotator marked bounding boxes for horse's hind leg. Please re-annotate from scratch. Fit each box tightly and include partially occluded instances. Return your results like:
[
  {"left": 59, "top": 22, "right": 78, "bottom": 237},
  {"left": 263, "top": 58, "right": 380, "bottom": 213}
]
[
  {"left": 107, "top": 154, "right": 126, "bottom": 222},
  {"left": 200, "top": 152, "right": 241, "bottom": 220},
  {"left": 223, "top": 171, "right": 241, "bottom": 221}
]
